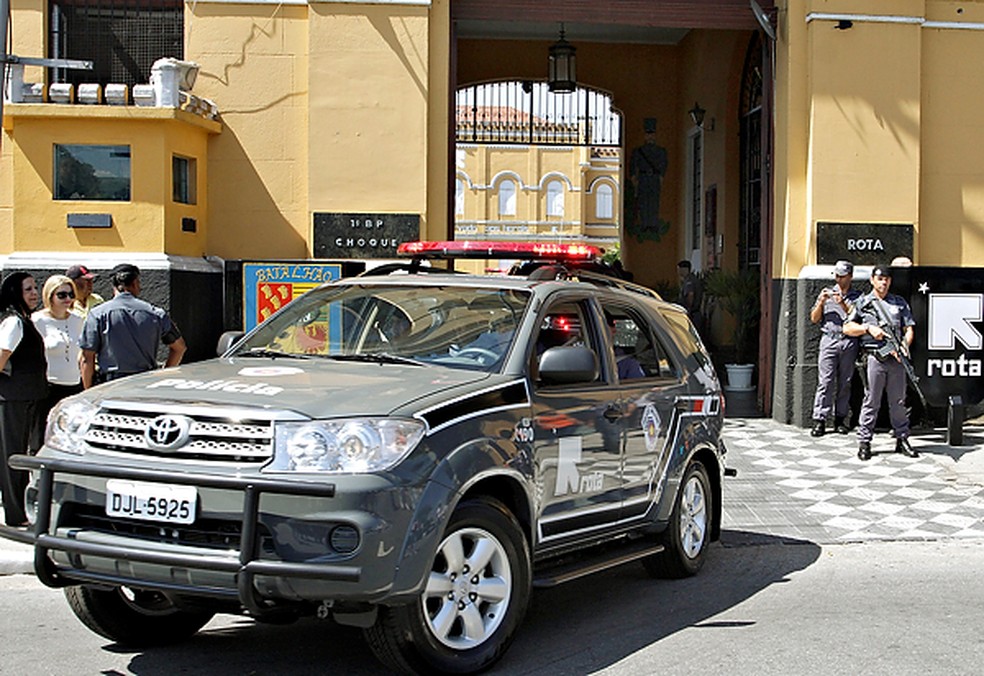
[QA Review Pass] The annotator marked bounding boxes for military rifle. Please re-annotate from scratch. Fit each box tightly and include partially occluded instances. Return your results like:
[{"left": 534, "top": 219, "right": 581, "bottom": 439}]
[{"left": 870, "top": 297, "right": 931, "bottom": 422}]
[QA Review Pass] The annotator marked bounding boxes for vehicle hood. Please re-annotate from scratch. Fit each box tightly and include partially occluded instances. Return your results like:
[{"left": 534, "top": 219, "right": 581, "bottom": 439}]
[{"left": 86, "top": 358, "right": 493, "bottom": 418}]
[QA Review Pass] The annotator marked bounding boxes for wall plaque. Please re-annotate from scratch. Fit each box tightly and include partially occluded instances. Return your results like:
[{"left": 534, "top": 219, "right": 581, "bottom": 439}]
[
  {"left": 816, "top": 222, "right": 913, "bottom": 265},
  {"left": 67, "top": 213, "right": 112, "bottom": 228},
  {"left": 313, "top": 213, "right": 420, "bottom": 259}
]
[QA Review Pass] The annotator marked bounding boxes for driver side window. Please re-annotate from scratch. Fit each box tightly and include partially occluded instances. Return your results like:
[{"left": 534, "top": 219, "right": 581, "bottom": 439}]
[{"left": 532, "top": 300, "right": 600, "bottom": 384}]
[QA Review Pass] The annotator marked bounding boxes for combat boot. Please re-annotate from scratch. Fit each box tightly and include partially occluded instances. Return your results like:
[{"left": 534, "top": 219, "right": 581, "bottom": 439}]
[
  {"left": 810, "top": 420, "right": 826, "bottom": 437},
  {"left": 857, "top": 442, "right": 871, "bottom": 461},
  {"left": 896, "top": 437, "right": 919, "bottom": 458},
  {"left": 834, "top": 417, "right": 850, "bottom": 434}
]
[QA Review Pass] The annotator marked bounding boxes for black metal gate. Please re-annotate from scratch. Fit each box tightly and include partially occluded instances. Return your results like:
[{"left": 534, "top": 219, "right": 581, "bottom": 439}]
[{"left": 455, "top": 80, "right": 621, "bottom": 147}]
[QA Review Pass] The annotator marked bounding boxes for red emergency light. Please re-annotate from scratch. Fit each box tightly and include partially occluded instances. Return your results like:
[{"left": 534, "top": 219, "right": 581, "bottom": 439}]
[{"left": 397, "top": 240, "right": 603, "bottom": 261}]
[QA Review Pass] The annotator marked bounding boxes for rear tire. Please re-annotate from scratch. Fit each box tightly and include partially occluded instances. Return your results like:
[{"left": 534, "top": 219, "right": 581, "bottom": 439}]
[
  {"left": 64, "top": 585, "right": 214, "bottom": 646},
  {"left": 643, "top": 461, "right": 712, "bottom": 579},
  {"left": 364, "top": 497, "right": 531, "bottom": 675}
]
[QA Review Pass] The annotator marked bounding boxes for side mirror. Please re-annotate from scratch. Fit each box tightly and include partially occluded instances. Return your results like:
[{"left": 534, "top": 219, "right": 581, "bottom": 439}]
[
  {"left": 216, "top": 331, "right": 245, "bottom": 357},
  {"left": 538, "top": 346, "right": 598, "bottom": 385}
]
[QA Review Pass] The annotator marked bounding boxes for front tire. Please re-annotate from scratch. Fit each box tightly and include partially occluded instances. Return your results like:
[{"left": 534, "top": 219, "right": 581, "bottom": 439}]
[
  {"left": 643, "top": 460, "right": 712, "bottom": 579},
  {"left": 365, "top": 497, "right": 531, "bottom": 675},
  {"left": 64, "top": 585, "right": 214, "bottom": 646}
]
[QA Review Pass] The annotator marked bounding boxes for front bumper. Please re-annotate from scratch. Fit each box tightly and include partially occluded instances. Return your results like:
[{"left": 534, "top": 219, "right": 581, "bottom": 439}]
[{"left": 0, "top": 454, "right": 413, "bottom": 616}]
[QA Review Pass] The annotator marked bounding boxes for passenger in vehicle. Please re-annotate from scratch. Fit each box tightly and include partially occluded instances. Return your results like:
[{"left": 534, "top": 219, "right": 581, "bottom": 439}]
[{"left": 605, "top": 312, "right": 645, "bottom": 380}]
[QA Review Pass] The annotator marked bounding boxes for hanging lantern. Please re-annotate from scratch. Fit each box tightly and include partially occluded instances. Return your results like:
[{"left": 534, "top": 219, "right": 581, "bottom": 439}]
[{"left": 548, "top": 26, "right": 576, "bottom": 94}]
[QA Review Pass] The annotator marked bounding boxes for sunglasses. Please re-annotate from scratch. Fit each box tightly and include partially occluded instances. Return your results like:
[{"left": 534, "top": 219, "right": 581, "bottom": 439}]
[{"left": 55, "top": 291, "right": 76, "bottom": 300}]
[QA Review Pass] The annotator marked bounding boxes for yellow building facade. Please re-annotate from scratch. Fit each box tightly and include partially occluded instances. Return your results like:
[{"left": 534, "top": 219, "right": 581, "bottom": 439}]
[{"left": 3, "top": 0, "right": 984, "bottom": 419}]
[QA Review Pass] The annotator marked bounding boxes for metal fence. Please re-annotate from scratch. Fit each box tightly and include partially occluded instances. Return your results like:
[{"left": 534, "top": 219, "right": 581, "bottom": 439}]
[
  {"left": 50, "top": 0, "right": 183, "bottom": 87},
  {"left": 455, "top": 81, "right": 621, "bottom": 147}
]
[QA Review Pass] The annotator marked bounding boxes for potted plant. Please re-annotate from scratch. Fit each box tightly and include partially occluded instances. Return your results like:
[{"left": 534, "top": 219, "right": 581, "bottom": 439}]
[{"left": 703, "top": 267, "right": 761, "bottom": 390}]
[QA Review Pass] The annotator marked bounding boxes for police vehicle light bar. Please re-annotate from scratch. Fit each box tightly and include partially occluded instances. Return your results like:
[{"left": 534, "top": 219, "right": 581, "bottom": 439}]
[{"left": 398, "top": 240, "right": 603, "bottom": 261}]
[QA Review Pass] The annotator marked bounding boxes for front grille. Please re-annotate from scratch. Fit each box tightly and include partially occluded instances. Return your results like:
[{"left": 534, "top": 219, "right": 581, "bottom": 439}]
[
  {"left": 83, "top": 403, "right": 275, "bottom": 463},
  {"left": 63, "top": 504, "right": 275, "bottom": 554}
]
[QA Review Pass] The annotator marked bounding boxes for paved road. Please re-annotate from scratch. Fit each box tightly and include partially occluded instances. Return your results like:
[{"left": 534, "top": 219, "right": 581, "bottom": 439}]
[
  {"left": 2, "top": 539, "right": 983, "bottom": 675},
  {"left": 2, "top": 417, "right": 984, "bottom": 674}
]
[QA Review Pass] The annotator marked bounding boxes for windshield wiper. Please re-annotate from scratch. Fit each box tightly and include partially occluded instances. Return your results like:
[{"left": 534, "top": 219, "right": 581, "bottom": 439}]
[
  {"left": 240, "top": 347, "right": 313, "bottom": 359},
  {"left": 327, "top": 353, "right": 425, "bottom": 367}
]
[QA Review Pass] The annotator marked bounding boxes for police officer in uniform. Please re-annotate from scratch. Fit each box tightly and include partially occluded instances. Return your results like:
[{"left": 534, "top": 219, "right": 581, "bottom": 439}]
[
  {"left": 843, "top": 265, "right": 918, "bottom": 461},
  {"left": 809, "top": 260, "right": 860, "bottom": 436}
]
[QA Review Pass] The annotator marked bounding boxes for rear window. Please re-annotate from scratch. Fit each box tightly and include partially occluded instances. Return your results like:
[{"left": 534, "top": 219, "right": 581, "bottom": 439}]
[{"left": 659, "top": 307, "right": 711, "bottom": 370}]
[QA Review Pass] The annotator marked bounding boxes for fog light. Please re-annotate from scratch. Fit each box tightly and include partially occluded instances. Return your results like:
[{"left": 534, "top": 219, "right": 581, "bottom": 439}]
[{"left": 329, "top": 525, "right": 360, "bottom": 554}]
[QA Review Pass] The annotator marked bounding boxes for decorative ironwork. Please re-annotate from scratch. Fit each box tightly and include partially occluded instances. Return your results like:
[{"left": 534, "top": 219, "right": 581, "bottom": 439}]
[{"left": 455, "top": 81, "right": 621, "bottom": 147}]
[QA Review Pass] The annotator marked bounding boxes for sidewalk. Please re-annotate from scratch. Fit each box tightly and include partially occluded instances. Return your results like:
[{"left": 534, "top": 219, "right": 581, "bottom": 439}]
[{"left": 722, "top": 416, "right": 984, "bottom": 545}]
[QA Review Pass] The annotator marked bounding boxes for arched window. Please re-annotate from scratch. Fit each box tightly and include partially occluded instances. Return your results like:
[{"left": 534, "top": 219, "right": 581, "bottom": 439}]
[
  {"left": 546, "top": 180, "right": 564, "bottom": 217},
  {"left": 455, "top": 179, "right": 465, "bottom": 215},
  {"left": 499, "top": 179, "right": 517, "bottom": 216},
  {"left": 596, "top": 184, "right": 613, "bottom": 219}
]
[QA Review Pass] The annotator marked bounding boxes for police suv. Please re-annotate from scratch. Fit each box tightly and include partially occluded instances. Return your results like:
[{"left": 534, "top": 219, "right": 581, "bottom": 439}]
[{"left": 1, "top": 241, "right": 729, "bottom": 675}]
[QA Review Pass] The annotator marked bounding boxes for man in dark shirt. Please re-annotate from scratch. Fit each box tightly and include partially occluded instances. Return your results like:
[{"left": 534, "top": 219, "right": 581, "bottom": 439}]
[
  {"left": 843, "top": 264, "right": 917, "bottom": 461},
  {"left": 80, "top": 264, "right": 187, "bottom": 387}
]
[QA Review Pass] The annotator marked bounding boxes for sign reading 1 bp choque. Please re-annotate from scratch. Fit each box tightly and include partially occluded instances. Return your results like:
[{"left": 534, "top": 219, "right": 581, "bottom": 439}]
[{"left": 314, "top": 213, "right": 420, "bottom": 259}]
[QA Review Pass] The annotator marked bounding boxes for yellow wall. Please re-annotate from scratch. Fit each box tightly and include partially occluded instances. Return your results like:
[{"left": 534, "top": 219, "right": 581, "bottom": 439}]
[
  {"left": 677, "top": 30, "right": 749, "bottom": 271},
  {"left": 921, "top": 0, "right": 984, "bottom": 263},
  {"left": 187, "top": 1, "right": 446, "bottom": 258},
  {"left": 2, "top": 106, "right": 217, "bottom": 255},
  {"left": 775, "top": 0, "right": 984, "bottom": 276},
  {"left": 187, "top": 2, "right": 311, "bottom": 259}
]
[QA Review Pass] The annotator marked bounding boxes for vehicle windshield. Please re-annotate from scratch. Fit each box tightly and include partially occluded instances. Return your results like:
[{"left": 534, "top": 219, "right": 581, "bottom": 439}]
[{"left": 233, "top": 284, "right": 530, "bottom": 372}]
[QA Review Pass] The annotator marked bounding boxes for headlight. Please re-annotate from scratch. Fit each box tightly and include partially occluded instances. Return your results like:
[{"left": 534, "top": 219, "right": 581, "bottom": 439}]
[
  {"left": 46, "top": 397, "right": 99, "bottom": 455},
  {"left": 266, "top": 418, "right": 425, "bottom": 474}
]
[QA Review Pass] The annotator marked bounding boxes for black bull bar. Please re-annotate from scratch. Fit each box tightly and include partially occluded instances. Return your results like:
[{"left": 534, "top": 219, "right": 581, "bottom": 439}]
[{"left": 0, "top": 454, "right": 358, "bottom": 616}]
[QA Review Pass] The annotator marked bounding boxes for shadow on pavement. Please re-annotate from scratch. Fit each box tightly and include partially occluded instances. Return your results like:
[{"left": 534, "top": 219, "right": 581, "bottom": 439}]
[{"left": 117, "top": 531, "right": 820, "bottom": 674}]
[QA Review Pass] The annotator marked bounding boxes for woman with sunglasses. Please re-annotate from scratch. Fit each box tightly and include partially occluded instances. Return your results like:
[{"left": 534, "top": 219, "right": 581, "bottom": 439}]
[
  {"left": 32, "top": 276, "right": 85, "bottom": 435},
  {"left": 0, "top": 272, "right": 47, "bottom": 526}
]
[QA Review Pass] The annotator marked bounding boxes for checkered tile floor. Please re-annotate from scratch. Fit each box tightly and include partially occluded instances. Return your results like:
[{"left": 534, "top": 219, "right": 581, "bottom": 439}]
[{"left": 722, "top": 418, "right": 984, "bottom": 544}]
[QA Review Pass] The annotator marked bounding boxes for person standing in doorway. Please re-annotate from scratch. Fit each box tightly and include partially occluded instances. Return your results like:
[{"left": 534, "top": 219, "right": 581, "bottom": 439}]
[
  {"left": 676, "top": 260, "right": 703, "bottom": 331},
  {"left": 80, "top": 264, "right": 187, "bottom": 387},
  {"left": 65, "top": 264, "right": 104, "bottom": 319},
  {"left": 809, "top": 260, "right": 860, "bottom": 436},
  {"left": 0, "top": 272, "right": 48, "bottom": 526},
  {"left": 843, "top": 265, "right": 918, "bottom": 461}
]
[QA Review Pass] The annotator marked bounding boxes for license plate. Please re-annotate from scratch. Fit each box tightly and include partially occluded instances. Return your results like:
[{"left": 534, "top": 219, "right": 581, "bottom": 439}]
[{"left": 106, "top": 480, "right": 197, "bottom": 525}]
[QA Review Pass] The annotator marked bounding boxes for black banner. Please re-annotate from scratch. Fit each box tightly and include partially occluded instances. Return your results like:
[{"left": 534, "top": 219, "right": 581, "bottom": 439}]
[
  {"left": 313, "top": 213, "right": 420, "bottom": 259},
  {"left": 817, "top": 222, "right": 912, "bottom": 265}
]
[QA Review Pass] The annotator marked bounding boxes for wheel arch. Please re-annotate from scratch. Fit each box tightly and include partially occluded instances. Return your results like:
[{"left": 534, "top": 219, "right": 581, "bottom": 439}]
[
  {"left": 459, "top": 473, "right": 534, "bottom": 551},
  {"left": 389, "top": 435, "right": 534, "bottom": 599},
  {"left": 690, "top": 445, "right": 722, "bottom": 542}
]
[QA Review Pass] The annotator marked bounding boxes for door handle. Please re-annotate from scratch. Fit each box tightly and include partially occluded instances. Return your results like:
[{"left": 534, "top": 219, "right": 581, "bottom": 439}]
[{"left": 603, "top": 405, "right": 623, "bottom": 422}]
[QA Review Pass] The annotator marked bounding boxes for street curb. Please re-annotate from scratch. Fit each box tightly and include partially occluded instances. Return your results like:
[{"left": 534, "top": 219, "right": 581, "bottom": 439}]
[{"left": 0, "top": 550, "right": 33, "bottom": 576}]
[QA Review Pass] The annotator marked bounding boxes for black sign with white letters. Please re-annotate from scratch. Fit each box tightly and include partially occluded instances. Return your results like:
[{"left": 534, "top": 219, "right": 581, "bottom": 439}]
[
  {"left": 313, "top": 213, "right": 420, "bottom": 259},
  {"left": 817, "top": 222, "right": 913, "bottom": 265}
]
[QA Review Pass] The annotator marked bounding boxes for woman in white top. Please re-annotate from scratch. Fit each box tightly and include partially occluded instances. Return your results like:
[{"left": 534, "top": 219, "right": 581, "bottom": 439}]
[{"left": 32, "top": 275, "right": 84, "bottom": 444}]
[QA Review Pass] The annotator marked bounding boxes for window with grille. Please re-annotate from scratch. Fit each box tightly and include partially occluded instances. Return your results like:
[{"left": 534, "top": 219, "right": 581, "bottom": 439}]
[{"left": 49, "top": 0, "right": 184, "bottom": 89}]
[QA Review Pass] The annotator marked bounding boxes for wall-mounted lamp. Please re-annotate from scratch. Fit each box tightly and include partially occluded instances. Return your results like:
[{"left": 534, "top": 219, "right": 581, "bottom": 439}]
[
  {"left": 548, "top": 25, "right": 577, "bottom": 94},
  {"left": 689, "top": 102, "right": 706, "bottom": 128}
]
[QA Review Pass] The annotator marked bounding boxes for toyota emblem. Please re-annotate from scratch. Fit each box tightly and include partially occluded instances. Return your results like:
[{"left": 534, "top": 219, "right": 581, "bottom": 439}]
[{"left": 145, "top": 415, "right": 192, "bottom": 451}]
